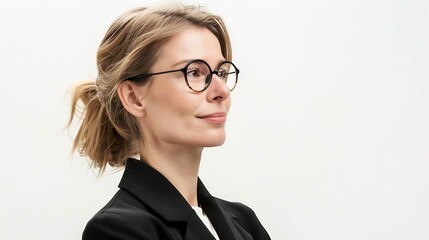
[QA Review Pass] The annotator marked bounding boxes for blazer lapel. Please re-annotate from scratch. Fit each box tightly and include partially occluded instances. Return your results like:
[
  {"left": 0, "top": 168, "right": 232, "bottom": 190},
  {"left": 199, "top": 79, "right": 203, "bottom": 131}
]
[
  {"left": 183, "top": 212, "right": 216, "bottom": 240},
  {"left": 198, "top": 180, "right": 254, "bottom": 240},
  {"left": 118, "top": 159, "right": 216, "bottom": 240}
]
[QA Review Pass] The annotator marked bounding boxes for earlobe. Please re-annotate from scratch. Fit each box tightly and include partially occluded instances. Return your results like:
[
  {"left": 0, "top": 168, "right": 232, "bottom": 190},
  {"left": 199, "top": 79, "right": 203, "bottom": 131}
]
[{"left": 117, "top": 81, "right": 146, "bottom": 118}]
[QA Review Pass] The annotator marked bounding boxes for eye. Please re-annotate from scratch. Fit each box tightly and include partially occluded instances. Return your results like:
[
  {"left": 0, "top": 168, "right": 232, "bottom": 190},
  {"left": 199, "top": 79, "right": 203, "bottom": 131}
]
[
  {"left": 187, "top": 69, "right": 201, "bottom": 78},
  {"left": 217, "top": 69, "right": 229, "bottom": 80}
]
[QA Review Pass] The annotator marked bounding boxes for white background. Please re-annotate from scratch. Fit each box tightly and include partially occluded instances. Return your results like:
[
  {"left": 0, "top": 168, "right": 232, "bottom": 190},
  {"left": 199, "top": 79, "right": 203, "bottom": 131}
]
[{"left": 1, "top": 0, "right": 428, "bottom": 239}]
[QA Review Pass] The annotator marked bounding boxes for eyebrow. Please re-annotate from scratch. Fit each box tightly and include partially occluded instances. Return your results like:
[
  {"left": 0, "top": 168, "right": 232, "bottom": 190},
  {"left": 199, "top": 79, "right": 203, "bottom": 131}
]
[
  {"left": 170, "top": 58, "right": 227, "bottom": 69},
  {"left": 170, "top": 59, "right": 193, "bottom": 69}
]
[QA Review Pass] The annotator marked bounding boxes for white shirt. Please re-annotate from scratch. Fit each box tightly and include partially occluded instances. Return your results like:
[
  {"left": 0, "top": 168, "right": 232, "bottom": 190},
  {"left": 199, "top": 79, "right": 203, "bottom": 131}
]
[{"left": 191, "top": 206, "right": 220, "bottom": 240}]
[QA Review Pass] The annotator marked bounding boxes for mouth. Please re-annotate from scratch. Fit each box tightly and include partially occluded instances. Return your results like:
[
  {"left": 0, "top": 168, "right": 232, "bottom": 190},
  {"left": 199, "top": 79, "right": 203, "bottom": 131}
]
[{"left": 197, "top": 112, "right": 227, "bottom": 124}]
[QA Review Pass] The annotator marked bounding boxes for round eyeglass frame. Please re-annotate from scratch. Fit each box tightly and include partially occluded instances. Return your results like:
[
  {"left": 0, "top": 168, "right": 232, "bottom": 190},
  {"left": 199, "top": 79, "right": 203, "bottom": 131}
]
[{"left": 127, "top": 59, "right": 240, "bottom": 92}]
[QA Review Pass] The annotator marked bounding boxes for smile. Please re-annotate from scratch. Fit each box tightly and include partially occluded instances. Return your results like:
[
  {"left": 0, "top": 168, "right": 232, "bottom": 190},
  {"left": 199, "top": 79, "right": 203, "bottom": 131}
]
[{"left": 197, "top": 112, "right": 227, "bottom": 124}]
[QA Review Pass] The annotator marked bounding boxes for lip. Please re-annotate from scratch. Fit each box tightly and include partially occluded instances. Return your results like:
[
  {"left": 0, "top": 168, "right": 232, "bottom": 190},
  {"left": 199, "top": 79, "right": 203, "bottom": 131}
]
[{"left": 197, "top": 112, "right": 227, "bottom": 124}]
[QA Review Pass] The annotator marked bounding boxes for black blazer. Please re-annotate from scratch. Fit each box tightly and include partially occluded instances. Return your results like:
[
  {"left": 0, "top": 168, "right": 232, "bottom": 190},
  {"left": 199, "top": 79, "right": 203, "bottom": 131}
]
[{"left": 83, "top": 158, "right": 270, "bottom": 240}]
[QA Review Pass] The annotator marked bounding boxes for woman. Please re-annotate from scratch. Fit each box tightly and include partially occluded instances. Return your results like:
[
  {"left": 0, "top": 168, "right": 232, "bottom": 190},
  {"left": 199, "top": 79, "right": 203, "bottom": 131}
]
[{"left": 69, "top": 4, "right": 270, "bottom": 240}]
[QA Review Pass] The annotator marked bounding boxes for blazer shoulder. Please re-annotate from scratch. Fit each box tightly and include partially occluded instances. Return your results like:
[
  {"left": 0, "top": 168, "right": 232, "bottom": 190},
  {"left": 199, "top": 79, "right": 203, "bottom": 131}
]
[
  {"left": 215, "top": 198, "right": 271, "bottom": 240},
  {"left": 83, "top": 210, "right": 154, "bottom": 240},
  {"left": 215, "top": 198, "right": 257, "bottom": 220},
  {"left": 82, "top": 190, "right": 175, "bottom": 240}
]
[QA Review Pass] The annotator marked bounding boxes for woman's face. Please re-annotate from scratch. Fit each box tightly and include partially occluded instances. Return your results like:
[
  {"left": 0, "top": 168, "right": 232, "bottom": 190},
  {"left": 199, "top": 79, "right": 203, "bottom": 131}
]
[{"left": 137, "top": 26, "right": 231, "bottom": 149}]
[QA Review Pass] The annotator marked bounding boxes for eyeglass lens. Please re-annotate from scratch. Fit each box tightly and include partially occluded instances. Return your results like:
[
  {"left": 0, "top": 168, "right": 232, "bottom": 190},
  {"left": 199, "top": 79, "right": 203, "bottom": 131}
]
[{"left": 185, "top": 60, "right": 238, "bottom": 92}]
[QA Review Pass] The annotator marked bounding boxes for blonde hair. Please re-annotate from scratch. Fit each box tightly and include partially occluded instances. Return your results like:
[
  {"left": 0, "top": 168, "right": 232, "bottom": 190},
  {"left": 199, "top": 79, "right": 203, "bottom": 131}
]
[{"left": 68, "top": 5, "right": 232, "bottom": 173}]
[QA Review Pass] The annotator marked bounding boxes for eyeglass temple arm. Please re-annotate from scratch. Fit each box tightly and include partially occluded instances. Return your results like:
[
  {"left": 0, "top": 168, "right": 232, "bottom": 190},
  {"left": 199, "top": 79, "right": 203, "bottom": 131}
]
[{"left": 128, "top": 68, "right": 185, "bottom": 81}]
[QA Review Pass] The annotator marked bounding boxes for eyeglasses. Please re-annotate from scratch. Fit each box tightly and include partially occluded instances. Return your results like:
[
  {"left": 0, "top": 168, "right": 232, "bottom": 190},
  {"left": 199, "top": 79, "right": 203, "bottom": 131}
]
[{"left": 127, "top": 59, "right": 240, "bottom": 92}]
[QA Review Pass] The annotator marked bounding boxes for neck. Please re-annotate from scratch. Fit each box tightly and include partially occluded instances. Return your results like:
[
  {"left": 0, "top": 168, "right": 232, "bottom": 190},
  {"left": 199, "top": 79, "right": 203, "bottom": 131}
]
[{"left": 139, "top": 141, "right": 203, "bottom": 207}]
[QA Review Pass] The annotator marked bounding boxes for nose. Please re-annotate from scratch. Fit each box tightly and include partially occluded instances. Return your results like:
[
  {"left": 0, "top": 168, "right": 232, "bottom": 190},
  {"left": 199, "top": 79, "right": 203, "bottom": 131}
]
[{"left": 206, "top": 74, "right": 230, "bottom": 102}]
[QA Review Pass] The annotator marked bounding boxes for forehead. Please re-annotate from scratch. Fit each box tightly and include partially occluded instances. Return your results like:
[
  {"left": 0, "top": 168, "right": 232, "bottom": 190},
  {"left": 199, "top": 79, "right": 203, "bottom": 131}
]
[{"left": 157, "top": 26, "right": 225, "bottom": 68}]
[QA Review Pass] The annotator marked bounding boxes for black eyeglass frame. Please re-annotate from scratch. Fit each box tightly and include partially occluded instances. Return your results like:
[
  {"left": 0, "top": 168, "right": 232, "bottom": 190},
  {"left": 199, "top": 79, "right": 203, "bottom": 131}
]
[{"left": 127, "top": 59, "right": 240, "bottom": 92}]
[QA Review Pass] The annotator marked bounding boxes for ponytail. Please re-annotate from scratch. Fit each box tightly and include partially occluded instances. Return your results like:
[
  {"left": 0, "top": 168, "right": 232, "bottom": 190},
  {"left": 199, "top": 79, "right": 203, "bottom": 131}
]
[{"left": 68, "top": 81, "right": 138, "bottom": 173}]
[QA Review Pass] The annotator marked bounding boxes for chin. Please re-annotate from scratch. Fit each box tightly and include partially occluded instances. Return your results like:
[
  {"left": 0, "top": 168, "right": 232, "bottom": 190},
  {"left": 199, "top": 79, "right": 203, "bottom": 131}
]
[
  {"left": 196, "top": 132, "right": 226, "bottom": 147},
  {"left": 205, "top": 134, "right": 227, "bottom": 147},
  {"left": 180, "top": 129, "right": 226, "bottom": 147},
  {"left": 204, "top": 139, "right": 226, "bottom": 147}
]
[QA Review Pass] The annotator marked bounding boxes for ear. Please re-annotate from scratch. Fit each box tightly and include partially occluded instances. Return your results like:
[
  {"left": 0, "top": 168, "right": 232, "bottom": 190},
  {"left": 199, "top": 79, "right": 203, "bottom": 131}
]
[{"left": 117, "top": 81, "right": 147, "bottom": 118}]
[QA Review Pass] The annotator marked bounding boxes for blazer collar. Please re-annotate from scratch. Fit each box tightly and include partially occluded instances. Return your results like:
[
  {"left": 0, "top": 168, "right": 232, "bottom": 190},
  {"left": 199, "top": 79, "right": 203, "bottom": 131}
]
[
  {"left": 118, "top": 158, "right": 251, "bottom": 240},
  {"left": 118, "top": 158, "right": 193, "bottom": 222}
]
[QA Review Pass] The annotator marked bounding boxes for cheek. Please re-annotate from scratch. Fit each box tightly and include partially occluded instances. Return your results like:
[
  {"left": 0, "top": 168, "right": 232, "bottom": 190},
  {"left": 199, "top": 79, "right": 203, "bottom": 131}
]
[{"left": 147, "top": 82, "right": 201, "bottom": 122}]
